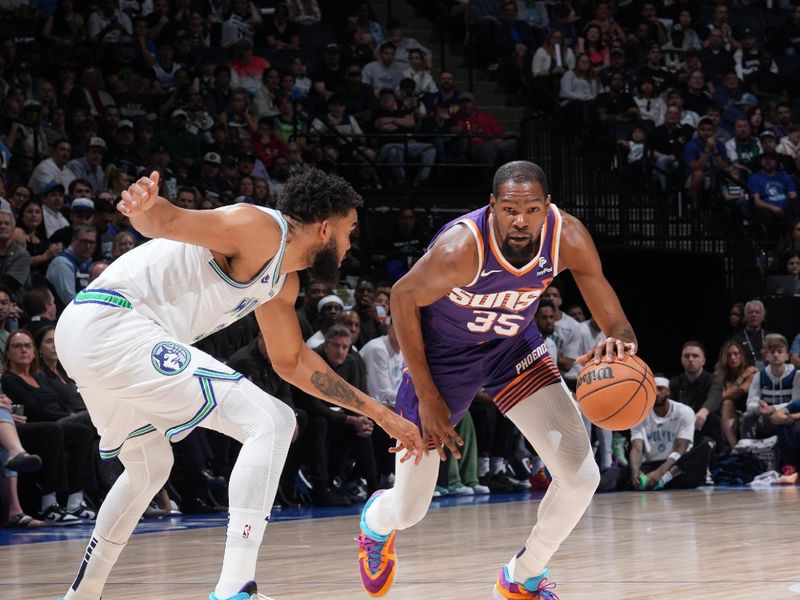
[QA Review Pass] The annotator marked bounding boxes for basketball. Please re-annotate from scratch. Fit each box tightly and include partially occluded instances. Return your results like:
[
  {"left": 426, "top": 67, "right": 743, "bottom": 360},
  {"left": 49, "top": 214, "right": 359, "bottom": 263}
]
[{"left": 575, "top": 354, "right": 656, "bottom": 431}]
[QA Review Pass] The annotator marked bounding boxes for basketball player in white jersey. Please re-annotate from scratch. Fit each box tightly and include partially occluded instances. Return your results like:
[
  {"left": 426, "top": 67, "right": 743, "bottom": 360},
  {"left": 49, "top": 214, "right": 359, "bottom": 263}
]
[{"left": 54, "top": 169, "right": 424, "bottom": 600}]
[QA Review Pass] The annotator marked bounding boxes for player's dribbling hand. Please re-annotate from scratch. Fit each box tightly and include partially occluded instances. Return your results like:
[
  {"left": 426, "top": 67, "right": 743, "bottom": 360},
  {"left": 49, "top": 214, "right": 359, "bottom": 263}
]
[
  {"left": 592, "top": 337, "right": 636, "bottom": 364},
  {"left": 385, "top": 411, "right": 425, "bottom": 465},
  {"left": 419, "top": 394, "right": 463, "bottom": 461},
  {"left": 117, "top": 171, "right": 161, "bottom": 218}
]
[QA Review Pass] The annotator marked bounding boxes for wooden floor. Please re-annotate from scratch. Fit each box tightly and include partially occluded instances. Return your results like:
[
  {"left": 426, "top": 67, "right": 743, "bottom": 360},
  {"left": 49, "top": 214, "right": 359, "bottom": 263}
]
[{"left": 4, "top": 487, "right": 800, "bottom": 599}]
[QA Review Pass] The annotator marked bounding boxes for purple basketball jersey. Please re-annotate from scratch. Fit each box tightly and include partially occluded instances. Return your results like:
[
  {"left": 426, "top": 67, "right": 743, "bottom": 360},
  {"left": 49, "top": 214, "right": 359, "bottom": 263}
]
[{"left": 396, "top": 204, "right": 564, "bottom": 427}]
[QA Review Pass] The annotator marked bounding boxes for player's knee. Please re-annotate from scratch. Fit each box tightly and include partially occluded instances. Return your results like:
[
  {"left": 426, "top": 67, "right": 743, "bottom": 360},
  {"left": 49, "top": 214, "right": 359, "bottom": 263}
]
[
  {"left": 552, "top": 456, "right": 600, "bottom": 497},
  {"left": 246, "top": 400, "right": 296, "bottom": 447}
]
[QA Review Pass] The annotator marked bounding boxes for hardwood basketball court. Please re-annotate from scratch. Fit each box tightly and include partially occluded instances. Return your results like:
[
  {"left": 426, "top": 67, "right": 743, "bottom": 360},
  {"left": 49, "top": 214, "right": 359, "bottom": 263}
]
[{"left": 2, "top": 487, "right": 796, "bottom": 599}]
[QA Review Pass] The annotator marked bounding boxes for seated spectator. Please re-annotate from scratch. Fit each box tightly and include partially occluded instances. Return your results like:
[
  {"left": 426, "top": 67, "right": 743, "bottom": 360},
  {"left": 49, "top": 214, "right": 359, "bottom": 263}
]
[
  {"left": 747, "top": 152, "right": 798, "bottom": 237},
  {"left": 745, "top": 51, "right": 785, "bottom": 105},
  {"left": 425, "top": 70, "right": 462, "bottom": 112},
  {"left": 682, "top": 70, "right": 713, "bottom": 117},
  {"left": 386, "top": 18, "right": 432, "bottom": 69},
  {"left": 684, "top": 116, "right": 730, "bottom": 210},
  {"left": 662, "top": 10, "right": 701, "bottom": 53},
  {"left": 770, "top": 101, "right": 793, "bottom": 140},
  {"left": 21, "top": 286, "right": 57, "bottom": 337},
  {"left": 253, "top": 67, "right": 280, "bottom": 119},
  {"left": 353, "top": 279, "right": 387, "bottom": 347},
  {"left": 476, "top": 1, "right": 535, "bottom": 81},
  {"left": 2, "top": 330, "right": 96, "bottom": 522},
  {"left": 777, "top": 124, "right": 800, "bottom": 161},
  {"left": 531, "top": 29, "right": 574, "bottom": 99},
  {"left": 649, "top": 105, "right": 694, "bottom": 190},
  {"left": 296, "top": 279, "right": 328, "bottom": 340},
  {"left": 0, "top": 394, "right": 44, "bottom": 528},
  {"left": 7, "top": 184, "right": 32, "bottom": 216},
  {"left": 12, "top": 199, "right": 62, "bottom": 276},
  {"left": 371, "top": 89, "right": 435, "bottom": 187},
  {"left": 403, "top": 48, "right": 437, "bottom": 95},
  {"left": 725, "top": 117, "right": 762, "bottom": 183},
  {"left": 0, "top": 211, "right": 31, "bottom": 300},
  {"left": 310, "top": 94, "right": 374, "bottom": 168},
  {"left": 699, "top": 28, "right": 735, "bottom": 85},
  {"left": 454, "top": 92, "right": 517, "bottom": 167},
  {"left": 669, "top": 341, "right": 724, "bottom": 448},
  {"left": 616, "top": 124, "right": 647, "bottom": 182},
  {"left": 633, "top": 77, "right": 666, "bottom": 127},
  {"left": 733, "top": 299, "right": 771, "bottom": 369},
  {"left": 153, "top": 109, "right": 202, "bottom": 168},
  {"left": 286, "top": 0, "right": 321, "bottom": 25},
  {"left": 46, "top": 224, "right": 95, "bottom": 308},
  {"left": 715, "top": 340, "right": 758, "bottom": 449},
  {"left": 289, "top": 57, "right": 312, "bottom": 98},
  {"left": 28, "top": 139, "right": 75, "bottom": 195},
  {"left": 362, "top": 42, "right": 405, "bottom": 96},
  {"left": 306, "top": 295, "right": 345, "bottom": 348},
  {"left": 264, "top": 4, "right": 300, "bottom": 49},
  {"left": 621, "top": 376, "right": 714, "bottom": 490},
  {"left": 271, "top": 95, "right": 309, "bottom": 145},
  {"left": 88, "top": 0, "right": 132, "bottom": 45},
  {"left": 350, "top": 1, "right": 384, "bottom": 48},
  {"left": 35, "top": 326, "right": 85, "bottom": 412},
  {"left": 0, "top": 286, "right": 11, "bottom": 355},
  {"left": 743, "top": 334, "right": 800, "bottom": 441},
  {"left": 312, "top": 44, "right": 345, "bottom": 108},
  {"left": 559, "top": 54, "right": 601, "bottom": 130},
  {"left": 576, "top": 24, "right": 609, "bottom": 74},
  {"left": 220, "top": 0, "right": 260, "bottom": 48},
  {"left": 595, "top": 70, "right": 640, "bottom": 141},
  {"left": 772, "top": 3, "right": 800, "bottom": 57},
  {"left": 727, "top": 302, "right": 745, "bottom": 339},
  {"left": 419, "top": 101, "right": 468, "bottom": 165}
]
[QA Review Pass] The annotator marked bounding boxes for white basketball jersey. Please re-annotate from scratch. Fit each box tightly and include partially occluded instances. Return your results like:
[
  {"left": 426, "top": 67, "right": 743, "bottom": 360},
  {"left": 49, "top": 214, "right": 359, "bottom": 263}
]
[{"left": 88, "top": 207, "right": 289, "bottom": 344}]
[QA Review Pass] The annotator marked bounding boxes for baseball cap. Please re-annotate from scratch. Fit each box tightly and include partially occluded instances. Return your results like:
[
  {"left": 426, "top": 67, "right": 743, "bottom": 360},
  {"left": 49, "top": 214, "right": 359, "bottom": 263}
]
[
  {"left": 459, "top": 91, "right": 475, "bottom": 102},
  {"left": 116, "top": 119, "right": 134, "bottom": 131},
  {"left": 118, "top": 34, "right": 135, "bottom": 44},
  {"left": 736, "top": 93, "right": 759, "bottom": 107},
  {"left": 323, "top": 43, "right": 340, "bottom": 54},
  {"left": 759, "top": 130, "right": 777, "bottom": 140},
  {"left": 203, "top": 152, "right": 222, "bottom": 165},
  {"left": 171, "top": 109, "right": 189, "bottom": 119},
  {"left": 71, "top": 197, "right": 95, "bottom": 212},
  {"left": 22, "top": 99, "right": 41, "bottom": 110},
  {"left": 698, "top": 116, "right": 714, "bottom": 127},
  {"left": 742, "top": 28, "right": 756, "bottom": 37},
  {"left": 41, "top": 182, "right": 65, "bottom": 195},
  {"left": 89, "top": 137, "right": 107, "bottom": 150}
]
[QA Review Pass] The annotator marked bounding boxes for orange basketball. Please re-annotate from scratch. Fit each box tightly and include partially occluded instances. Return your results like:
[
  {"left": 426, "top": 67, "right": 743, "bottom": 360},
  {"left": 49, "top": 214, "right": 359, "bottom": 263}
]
[{"left": 575, "top": 354, "right": 656, "bottom": 431}]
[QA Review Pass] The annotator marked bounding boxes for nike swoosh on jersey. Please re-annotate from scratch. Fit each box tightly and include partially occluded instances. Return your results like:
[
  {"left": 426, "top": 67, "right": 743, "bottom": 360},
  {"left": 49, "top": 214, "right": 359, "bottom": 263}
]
[{"left": 480, "top": 269, "right": 503, "bottom": 277}]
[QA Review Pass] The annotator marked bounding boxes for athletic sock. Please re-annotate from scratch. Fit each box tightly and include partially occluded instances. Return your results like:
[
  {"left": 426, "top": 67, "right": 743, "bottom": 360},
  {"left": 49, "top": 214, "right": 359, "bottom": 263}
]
[
  {"left": 659, "top": 471, "right": 673, "bottom": 486},
  {"left": 64, "top": 533, "right": 125, "bottom": 600},
  {"left": 214, "top": 507, "right": 269, "bottom": 599},
  {"left": 478, "top": 457, "right": 490, "bottom": 478},
  {"left": 67, "top": 491, "right": 84, "bottom": 512},
  {"left": 507, "top": 546, "right": 544, "bottom": 585},
  {"left": 490, "top": 457, "right": 505, "bottom": 475},
  {"left": 41, "top": 492, "right": 57, "bottom": 511}
]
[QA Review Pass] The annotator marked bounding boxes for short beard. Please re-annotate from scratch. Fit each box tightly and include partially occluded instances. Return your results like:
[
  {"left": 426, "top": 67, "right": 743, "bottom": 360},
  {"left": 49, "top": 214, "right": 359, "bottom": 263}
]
[
  {"left": 500, "top": 237, "right": 536, "bottom": 268},
  {"left": 308, "top": 238, "right": 340, "bottom": 284}
]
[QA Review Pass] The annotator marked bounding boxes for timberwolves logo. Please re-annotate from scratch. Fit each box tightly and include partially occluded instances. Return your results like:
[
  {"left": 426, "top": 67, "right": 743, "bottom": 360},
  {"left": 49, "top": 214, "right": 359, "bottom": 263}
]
[
  {"left": 226, "top": 297, "right": 260, "bottom": 318},
  {"left": 151, "top": 342, "right": 191, "bottom": 375}
]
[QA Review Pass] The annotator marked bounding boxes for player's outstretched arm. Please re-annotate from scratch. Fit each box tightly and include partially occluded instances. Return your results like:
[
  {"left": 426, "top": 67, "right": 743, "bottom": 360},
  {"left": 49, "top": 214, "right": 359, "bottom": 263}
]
[
  {"left": 558, "top": 211, "right": 637, "bottom": 361},
  {"left": 390, "top": 225, "right": 478, "bottom": 459},
  {"left": 117, "top": 171, "right": 280, "bottom": 258},
  {"left": 255, "top": 274, "right": 425, "bottom": 463}
]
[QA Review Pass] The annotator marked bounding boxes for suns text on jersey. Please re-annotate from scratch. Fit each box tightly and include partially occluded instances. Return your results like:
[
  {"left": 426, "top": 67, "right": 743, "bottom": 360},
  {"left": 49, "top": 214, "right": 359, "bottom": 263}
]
[{"left": 448, "top": 288, "right": 543, "bottom": 313}]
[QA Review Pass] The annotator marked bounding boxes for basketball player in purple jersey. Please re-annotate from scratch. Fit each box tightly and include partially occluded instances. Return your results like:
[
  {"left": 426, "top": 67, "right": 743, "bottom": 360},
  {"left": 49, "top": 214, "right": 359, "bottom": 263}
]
[{"left": 356, "top": 161, "right": 637, "bottom": 599}]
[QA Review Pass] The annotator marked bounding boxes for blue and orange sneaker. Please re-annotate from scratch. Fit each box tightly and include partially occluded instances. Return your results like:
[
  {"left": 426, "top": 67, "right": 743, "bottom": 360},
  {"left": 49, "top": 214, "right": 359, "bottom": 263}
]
[
  {"left": 493, "top": 565, "right": 559, "bottom": 599},
  {"left": 357, "top": 490, "right": 397, "bottom": 597},
  {"left": 209, "top": 580, "right": 274, "bottom": 600}
]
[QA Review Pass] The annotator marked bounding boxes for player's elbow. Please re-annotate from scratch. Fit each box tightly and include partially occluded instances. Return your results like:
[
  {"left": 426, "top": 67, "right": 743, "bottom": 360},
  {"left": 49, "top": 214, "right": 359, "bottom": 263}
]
[{"left": 271, "top": 352, "right": 301, "bottom": 382}]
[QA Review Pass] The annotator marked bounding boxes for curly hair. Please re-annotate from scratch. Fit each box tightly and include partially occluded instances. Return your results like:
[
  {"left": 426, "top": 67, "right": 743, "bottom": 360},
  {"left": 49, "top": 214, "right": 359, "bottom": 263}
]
[{"left": 277, "top": 167, "right": 363, "bottom": 224}]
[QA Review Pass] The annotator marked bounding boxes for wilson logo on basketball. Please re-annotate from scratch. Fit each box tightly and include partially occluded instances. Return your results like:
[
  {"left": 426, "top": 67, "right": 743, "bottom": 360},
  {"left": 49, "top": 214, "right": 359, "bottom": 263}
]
[{"left": 576, "top": 366, "right": 614, "bottom": 390}]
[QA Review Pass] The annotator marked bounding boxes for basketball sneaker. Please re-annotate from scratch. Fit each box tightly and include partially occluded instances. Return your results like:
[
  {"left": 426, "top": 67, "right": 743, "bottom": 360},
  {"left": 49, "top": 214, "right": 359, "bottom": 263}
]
[
  {"left": 493, "top": 565, "right": 559, "bottom": 600},
  {"left": 209, "top": 580, "right": 274, "bottom": 600},
  {"left": 357, "top": 490, "right": 397, "bottom": 597}
]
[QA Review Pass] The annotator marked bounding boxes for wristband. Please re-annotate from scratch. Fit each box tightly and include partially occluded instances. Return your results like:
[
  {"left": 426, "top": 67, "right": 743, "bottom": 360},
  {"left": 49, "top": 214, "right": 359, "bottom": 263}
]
[{"left": 668, "top": 451, "right": 681, "bottom": 462}]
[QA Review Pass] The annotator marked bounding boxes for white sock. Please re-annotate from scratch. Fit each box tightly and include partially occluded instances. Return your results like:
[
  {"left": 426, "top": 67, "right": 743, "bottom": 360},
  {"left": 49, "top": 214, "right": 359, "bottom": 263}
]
[
  {"left": 41, "top": 492, "right": 57, "bottom": 511},
  {"left": 659, "top": 471, "right": 673, "bottom": 486},
  {"left": 490, "top": 457, "right": 505, "bottom": 474},
  {"left": 64, "top": 533, "right": 125, "bottom": 600},
  {"left": 67, "top": 491, "right": 84, "bottom": 512},
  {"left": 214, "top": 508, "right": 269, "bottom": 599},
  {"left": 507, "top": 548, "right": 545, "bottom": 584},
  {"left": 478, "top": 457, "right": 490, "bottom": 477}
]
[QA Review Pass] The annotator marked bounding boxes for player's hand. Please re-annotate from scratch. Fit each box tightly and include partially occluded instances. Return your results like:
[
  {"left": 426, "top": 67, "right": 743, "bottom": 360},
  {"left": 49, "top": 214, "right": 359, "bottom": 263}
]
[
  {"left": 592, "top": 337, "right": 636, "bottom": 363},
  {"left": 419, "top": 394, "right": 463, "bottom": 461},
  {"left": 117, "top": 171, "right": 161, "bottom": 218},
  {"left": 383, "top": 410, "right": 425, "bottom": 465}
]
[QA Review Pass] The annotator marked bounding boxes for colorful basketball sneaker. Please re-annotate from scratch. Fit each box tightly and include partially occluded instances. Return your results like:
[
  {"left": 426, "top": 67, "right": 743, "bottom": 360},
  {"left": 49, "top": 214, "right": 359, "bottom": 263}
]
[
  {"left": 209, "top": 580, "right": 274, "bottom": 600},
  {"left": 357, "top": 490, "right": 397, "bottom": 597},
  {"left": 493, "top": 565, "right": 559, "bottom": 600}
]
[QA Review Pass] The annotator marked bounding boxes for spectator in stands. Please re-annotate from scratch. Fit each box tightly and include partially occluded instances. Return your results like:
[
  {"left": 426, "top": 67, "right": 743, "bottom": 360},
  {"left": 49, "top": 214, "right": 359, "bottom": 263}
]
[
  {"left": 22, "top": 286, "right": 57, "bottom": 336},
  {"left": 350, "top": 1, "right": 384, "bottom": 48},
  {"left": 791, "top": 331, "right": 800, "bottom": 369},
  {"left": 341, "top": 24, "right": 375, "bottom": 70},
  {"left": 386, "top": 18, "right": 432, "bottom": 69},
  {"left": 455, "top": 92, "right": 517, "bottom": 166},
  {"left": 743, "top": 334, "right": 800, "bottom": 439},
  {"left": 419, "top": 100, "right": 468, "bottom": 165},
  {"left": 0, "top": 286, "right": 10, "bottom": 354},
  {"left": 253, "top": 67, "right": 280, "bottom": 119},
  {"left": 728, "top": 302, "right": 745, "bottom": 339},
  {"left": 540, "top": 284, "right": 580, "bottom": 381},
  {"left": 623, "top": 375, "right": 713, "bottom": 490},
  {"left": 46, "top": 224, "right": 95, "bottom": 307},
  {"left": 306, "top": 294, "right": 345, "bottom": 347},
  {"left": 111, "top": 231, "right": 136, "bottom": 260},
  {"left": 371, "top": 88, "right": 435, "bottom": 187},
  {"left": 8, "top": 184, "right": 31, "bottom": 216},
  {"left": 777, "top": 124, "right": 800, "bottom": 160},
  {"left": 559, "top": 53, "right": 601, "bottom": 130},
  {"left": 227, "top": 40, "right": 269, "bottom": 98},
  {"left": 403, "top": 48, "right": 437, "bottom": 95},
  {"left": 669, "top": 341, "right": 724, "bottom": 448},
  {"left": 531, "top": 29, "right": 574, "bottom": 98},
  {"left": 725, "top": 117, "right": 761, "bottom": 182},
  {"left": 649, "top": 104, "right": 694, "bottom": 190},
  {"left": 2, "top": 329, "right": 96, "bottom": 522},
  {"left": 534, "top": 298, "right": 558, "bottom": 360},
  {"left": 486, "top": 1, "right": 535, "bottom": 82},
  {"left": 220, "top": 0, "right": 260, "bottom": 48},
  {"left": 576, "top": 24, "right": 609, "bottom": 74},
  {"left": 746, "top": 51, "right": 784, "bottom": 104},
  {"left": 734, "top": 299, "right": 770, "bottom": 369},
  {"left": 773, "top": 4, "right": 800, "bottom": 56},
  {"left": 28, "top": 139, "right": 75, "bottom": 194},
  {"left": 154, "top": 109, "right": 202, "bottom": 168},
  {"left": 715, "top": 339, "right": 758, "bottom": 449},
  {"left": 634, "top": 77, "right": 666, "bottom": 126},
  {"left": 12, "top": 199, "right": 62, "bottom": 276},
  {"left": 287, "top": 0, "right": 321, "bottom": 25},
  {"left": 596, "top": 70, "right": 640, "bottom": 140},
  {"left": 42, "top": 0, "right": 88, "bottom": 47},
  {"left": 362, "top": 42, "right": 405, "bottom": 96},
  {"left": 66, "top": 137, "right": 106, "bottom": 193},
  {"left": 759, "top": 130, "right": 797, "bottom": 176},
  {"left": 312, "top": 44, "right": 345, "bottom": 108},
  {"left": 296, "top": 280, "right": 328, "bottom": 341},
  {"left": 39, "top": 182, "right": 70, "bottom": 239},
  {"left": 36, "top": 326, "right": 85, "bottom": 412},
  {"left": 425, "top": 69, "right": 461, "bottom": 112},
  {"left": 354, "top": 279, "right": 387, "bottom": 347},
  {"left": 685, "top": 116, "right": 730, "bottom": 211},
  {"left": 264, "top": 3, "right": 300, "bottom": 49},
  {"left": 770, "top": 101, "right": 793, "bottom": 140},
  {"left": 0, "top": 210, "right": 30, "bottom": 300},
  {"left": 747, "top": 151, "right": 797, "bottom": 236},
  {"left": 682, "top": 69, "right": 713, "bottom": 117},
  {"left": 88, "top": 0, "right": 132, "bottom": 45}
]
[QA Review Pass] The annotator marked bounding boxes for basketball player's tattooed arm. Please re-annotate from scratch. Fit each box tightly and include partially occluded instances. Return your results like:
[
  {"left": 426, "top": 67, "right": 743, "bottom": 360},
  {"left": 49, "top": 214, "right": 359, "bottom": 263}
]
[
  {"left": 558, "top": 211, "right": 638, "bottom": 362},
  {"left": 391, "top": 225, "right": 480, "bottom": 460},
  {"left": 255, "top": 275, "right": 425, "bottom": 464},
  {"left": 117, "top": 171, "right": 280, "bottom": 263}
]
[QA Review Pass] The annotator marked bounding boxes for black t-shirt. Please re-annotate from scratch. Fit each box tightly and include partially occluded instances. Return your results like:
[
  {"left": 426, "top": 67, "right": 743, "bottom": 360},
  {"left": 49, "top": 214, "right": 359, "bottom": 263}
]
[
  {"left": 1, "top": 371, "right": 73, "bottom": 422},
  {"left": 682, "top": 91, "right": 713, "bottom": 116},
  {"left": 649, "top": 123, "right": 695, "bottom": 156},
  {"left": 311, "top": 64, "right": 344, "bottom": 95},
  {"left": 370, "top": 107, "right": 414, "bottom": 143},
  {"left": 227, "top": 339, "right": 294, "bottom": 408},
  {"left": 595, "top": 91, "right": 637, "bottom": 117},
  {"left": 698, "top": 47, "right": 735, "bottom": 81},
  {"left": 100, "top": 54, "right": 154, "bottom": 83},
  {"left": 264, "top": 19, "right": 299, "bottom": 46},
  {"left": 637, "top": 65, "right": 674, "bottom": 93},
  {"left": 745, "top": 68, "right": 787, "bottom": 97}
]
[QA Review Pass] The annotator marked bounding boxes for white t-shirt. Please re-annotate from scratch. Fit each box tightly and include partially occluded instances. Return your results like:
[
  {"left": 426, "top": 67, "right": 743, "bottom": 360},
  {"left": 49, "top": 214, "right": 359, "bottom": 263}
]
[
  {"left": 360, "top": 335, "right": 403, "bottom": 407},
  {"left": 552, "top": 311, "right": 581, "bottom": 376},
  {"left": 565, "top": 319, "right": 604, "bottom": 380},
  {"left": 631, "top": 399, "right": 695, "bottom": 462}
]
